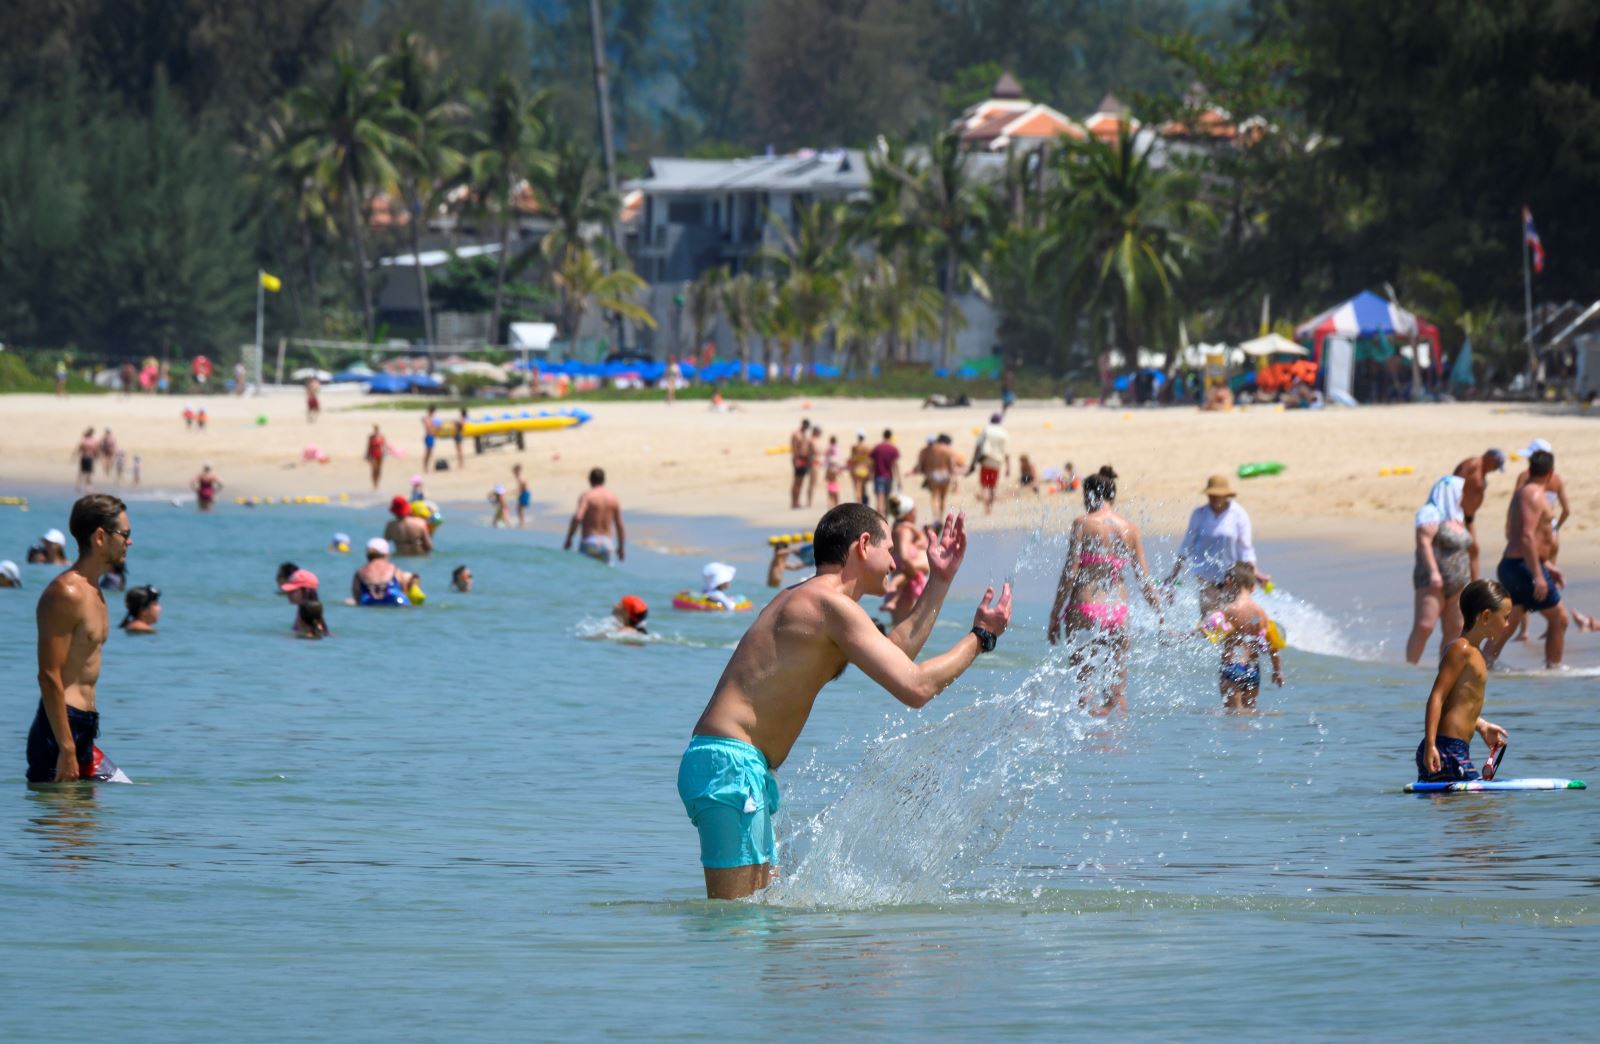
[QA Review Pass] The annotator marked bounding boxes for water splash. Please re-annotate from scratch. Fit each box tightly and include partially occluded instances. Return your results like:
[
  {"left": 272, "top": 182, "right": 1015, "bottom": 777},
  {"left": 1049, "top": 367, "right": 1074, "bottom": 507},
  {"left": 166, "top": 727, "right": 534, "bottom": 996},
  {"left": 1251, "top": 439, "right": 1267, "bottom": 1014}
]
[
  {"left": 1258, "top": 585, "right": 1380, "bottom": 661},
  {"left": 763, "top": 662, "right": 1093, "bottom": 908}
]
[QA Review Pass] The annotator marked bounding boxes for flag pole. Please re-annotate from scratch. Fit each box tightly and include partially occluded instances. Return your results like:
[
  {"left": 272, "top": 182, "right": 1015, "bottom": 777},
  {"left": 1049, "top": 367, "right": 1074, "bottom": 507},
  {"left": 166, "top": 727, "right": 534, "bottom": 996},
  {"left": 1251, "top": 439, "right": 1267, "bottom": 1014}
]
[
  {"left": 255, "top": 269, "right": 265, "bottom": 393},
  {"left": 1522, "top": 214, "right": 1535, "bottom": 382}
]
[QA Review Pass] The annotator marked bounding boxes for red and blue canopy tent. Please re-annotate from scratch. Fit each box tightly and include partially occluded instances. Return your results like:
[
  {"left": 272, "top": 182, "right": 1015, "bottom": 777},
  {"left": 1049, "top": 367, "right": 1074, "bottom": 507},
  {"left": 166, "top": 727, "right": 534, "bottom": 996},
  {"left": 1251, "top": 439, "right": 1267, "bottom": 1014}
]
[{"left": 1295, "top": 290, "right": 1441, "bottom": 365}]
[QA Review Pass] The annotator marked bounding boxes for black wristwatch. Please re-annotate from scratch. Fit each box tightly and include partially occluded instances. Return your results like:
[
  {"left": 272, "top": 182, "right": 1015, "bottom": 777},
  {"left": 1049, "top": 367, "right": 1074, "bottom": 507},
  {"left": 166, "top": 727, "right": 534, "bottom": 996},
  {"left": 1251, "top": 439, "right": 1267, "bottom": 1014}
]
[{"left": 971, "top": 626, "right": 998, "bottom": 653}]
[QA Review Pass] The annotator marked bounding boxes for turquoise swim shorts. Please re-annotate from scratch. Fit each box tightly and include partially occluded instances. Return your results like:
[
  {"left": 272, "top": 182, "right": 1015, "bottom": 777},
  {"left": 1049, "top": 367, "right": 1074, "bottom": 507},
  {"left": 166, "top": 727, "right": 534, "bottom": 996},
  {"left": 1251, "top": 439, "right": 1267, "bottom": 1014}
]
[{"left": 677, "top": 735, "right": 780, "bottom": 869}]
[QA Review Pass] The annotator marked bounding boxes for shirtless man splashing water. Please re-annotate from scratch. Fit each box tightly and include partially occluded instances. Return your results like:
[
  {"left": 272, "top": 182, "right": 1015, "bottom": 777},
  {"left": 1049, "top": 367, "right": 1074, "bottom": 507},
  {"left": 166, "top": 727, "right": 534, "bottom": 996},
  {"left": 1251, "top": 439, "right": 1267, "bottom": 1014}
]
[
  {"left": 29, "top": 495, "right": 129, "bottom": 783},
  {"left": 679, "top": 504, "right": 1012, "bottom": 899}
]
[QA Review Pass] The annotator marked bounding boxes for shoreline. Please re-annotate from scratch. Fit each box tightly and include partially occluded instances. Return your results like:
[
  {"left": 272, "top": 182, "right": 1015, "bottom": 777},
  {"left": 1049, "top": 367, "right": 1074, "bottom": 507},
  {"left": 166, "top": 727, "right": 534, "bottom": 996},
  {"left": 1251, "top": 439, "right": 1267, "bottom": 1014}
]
[{"left": 2, "top": 393, "right": 1595, "bottom": 565}]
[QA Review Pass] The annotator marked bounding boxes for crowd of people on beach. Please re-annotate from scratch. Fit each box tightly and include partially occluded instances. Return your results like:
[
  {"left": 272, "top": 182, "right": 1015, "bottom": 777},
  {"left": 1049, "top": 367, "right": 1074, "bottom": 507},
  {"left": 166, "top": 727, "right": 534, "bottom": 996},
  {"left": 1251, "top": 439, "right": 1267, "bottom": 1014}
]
[{"left": 13, "top": 389, "right": 1594, "bottom": 905}]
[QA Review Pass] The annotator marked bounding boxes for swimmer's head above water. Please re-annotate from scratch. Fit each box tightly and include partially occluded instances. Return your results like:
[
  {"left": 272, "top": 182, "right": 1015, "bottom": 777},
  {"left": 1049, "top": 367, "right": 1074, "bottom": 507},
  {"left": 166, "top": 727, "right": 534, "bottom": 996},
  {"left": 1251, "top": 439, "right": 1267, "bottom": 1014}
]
[
  {"left": 451, "top": 565, "right": 472, "bottom": 592},
  {"left": 614, "top": 594, "right": 648, "bottom": 631},
  {"left": 120, "top": 584, "right": 160, "bottom": 631}
]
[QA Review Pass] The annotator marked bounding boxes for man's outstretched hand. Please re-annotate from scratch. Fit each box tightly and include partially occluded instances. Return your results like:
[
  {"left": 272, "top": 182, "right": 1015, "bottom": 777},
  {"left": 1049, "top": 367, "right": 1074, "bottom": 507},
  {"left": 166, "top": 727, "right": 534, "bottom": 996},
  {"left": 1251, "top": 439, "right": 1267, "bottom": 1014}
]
[
  {"left": 973, "top": 582, "right": 1013, "bottom": 636},
  {"left": 927, "top": 512, "right": 967, "bottom": 584}
]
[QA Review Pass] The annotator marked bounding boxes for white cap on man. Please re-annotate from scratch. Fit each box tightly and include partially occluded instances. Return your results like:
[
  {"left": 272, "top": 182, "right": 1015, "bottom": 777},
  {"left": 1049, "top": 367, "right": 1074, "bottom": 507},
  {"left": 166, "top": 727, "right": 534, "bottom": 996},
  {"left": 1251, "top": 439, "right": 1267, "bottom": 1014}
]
[
  {"left": 43, "top": 529, "right": 66, "bottom": 547},
  {"left": 1519, "top": 437, "right": 1552, "bottom": 457},
  {"left": 0, "top": 560, "right": 20, "bottom": 586}
]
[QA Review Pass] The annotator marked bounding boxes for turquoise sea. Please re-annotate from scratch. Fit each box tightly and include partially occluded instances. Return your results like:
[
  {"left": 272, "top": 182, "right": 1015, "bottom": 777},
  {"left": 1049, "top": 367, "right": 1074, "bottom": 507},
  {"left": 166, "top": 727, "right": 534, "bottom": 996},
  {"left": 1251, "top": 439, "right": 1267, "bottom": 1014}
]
[{"left": 2, "top": 490, "right": 1597, "bottom": 1039}]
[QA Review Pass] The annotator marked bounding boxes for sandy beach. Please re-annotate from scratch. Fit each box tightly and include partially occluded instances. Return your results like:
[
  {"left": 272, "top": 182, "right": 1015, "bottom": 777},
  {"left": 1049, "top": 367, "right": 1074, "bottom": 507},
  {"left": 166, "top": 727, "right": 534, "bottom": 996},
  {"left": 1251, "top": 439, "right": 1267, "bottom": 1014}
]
[{"left": 2, "top": 389, "right": 1595, "bottom": 557}]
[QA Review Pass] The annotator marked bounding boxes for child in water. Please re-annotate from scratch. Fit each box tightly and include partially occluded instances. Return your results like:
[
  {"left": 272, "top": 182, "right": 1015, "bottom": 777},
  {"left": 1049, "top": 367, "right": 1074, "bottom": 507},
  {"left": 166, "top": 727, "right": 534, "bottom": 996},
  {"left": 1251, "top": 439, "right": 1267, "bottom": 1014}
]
[
  {"left": 613, "top": 595, "right": 649, "bottom": 635},
  {"left": 1206, "top": 562, "right": 1283, "bottom": 711},
  {"left": 489, "top": 484, "right": 509, "bottom": 527},
  {"left": 297, "top": 600, "right": 330, "bottom": 639},
  {"left": 1417, "top": 579, "right": 1512, "bottom": 782}
]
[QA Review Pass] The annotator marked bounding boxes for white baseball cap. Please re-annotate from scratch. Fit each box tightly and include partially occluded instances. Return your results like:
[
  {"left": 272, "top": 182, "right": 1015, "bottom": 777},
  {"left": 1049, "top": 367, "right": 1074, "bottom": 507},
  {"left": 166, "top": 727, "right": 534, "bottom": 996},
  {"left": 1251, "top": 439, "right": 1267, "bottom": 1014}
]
[
  {"left": 43, "top": 529, "right": 65, "bottom": 546},
  {"left": 0, "top": 560, "right": 20, "bottom": 585},
  {"left": 366, "top": 537, "right": 390, "bottom": 555},
  {"left": 1519, "top": 437, "right": 1552, "bottom": 457}
]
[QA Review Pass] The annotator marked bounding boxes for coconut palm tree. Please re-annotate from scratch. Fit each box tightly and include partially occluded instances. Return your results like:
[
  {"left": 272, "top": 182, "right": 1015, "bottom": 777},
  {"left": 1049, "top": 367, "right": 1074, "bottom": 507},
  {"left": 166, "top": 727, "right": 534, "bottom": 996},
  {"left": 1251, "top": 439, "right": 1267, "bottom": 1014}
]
[
  {"left": 757, "top": 281, "right": 802, "bottom": 377},
  {"left": 833, "top": 258, "right": 889, "bottom": 375},
  {"left": 468, "top": 75, "right": 551, "bottom": 344},
  {"left": 533, "top": 132, "right": 619, "bottom": 265},
  {"left": 892, "top": 129, "right": 991, "bottom": 368},
  {"left": 284, "top": 43, "right": 410, "bottom": 339},
  {"left": 719, "top": 271, "right": 767, "bottom": 379},
  {"left": 388, "top": 31, "right": 470, "bottom": 350},
  {"left": 250, "top": 101, "right": 338, "bottom": 323},
  {"left": 758, "top": 202, "right": 850, "bottom": 372},
  {"left": 686, "top": 266, "right": 725, "bottom": 362},
  {"left": 549, "top": 244, "right": 656, "bottom": 344},
  {"left": 1052, "top": 123, "right": 1215, "bottom": 367}
]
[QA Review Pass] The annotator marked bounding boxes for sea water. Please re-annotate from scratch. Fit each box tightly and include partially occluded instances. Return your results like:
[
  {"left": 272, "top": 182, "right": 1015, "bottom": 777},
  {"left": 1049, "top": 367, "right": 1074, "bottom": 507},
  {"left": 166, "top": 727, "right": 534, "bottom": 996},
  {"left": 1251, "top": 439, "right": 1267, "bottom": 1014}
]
[{"left": 1, "top": 492, "right": 1597, "bottom": 1038}]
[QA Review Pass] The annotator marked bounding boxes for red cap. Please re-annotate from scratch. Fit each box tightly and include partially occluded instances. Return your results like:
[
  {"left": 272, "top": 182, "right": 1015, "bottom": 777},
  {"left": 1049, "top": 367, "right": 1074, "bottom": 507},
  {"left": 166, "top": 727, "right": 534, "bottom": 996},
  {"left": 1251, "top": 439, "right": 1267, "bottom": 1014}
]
[
  {"left": 389, "top": 495, "right": 411, "bottom": 518},
  {"left": 615, "top": 595, "right": 648, "bottom": 622},
  {"left": 279, "top": 568, "right": 320, "bottom": 593}
]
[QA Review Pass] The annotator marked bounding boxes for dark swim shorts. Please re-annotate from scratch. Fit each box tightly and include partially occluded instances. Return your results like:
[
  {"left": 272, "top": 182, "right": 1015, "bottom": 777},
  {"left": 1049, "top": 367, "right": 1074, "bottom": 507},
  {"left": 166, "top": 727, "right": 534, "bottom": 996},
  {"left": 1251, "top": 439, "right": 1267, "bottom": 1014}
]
[
  {"left": 25, "top": 701, "right": 98, "bottom": 782},
  {"left": 1496, "top": 556, "right": 1561, "bottom": 612},
  {"left": 1415, "top": 734, "right": 1478, "bottom": 783}
]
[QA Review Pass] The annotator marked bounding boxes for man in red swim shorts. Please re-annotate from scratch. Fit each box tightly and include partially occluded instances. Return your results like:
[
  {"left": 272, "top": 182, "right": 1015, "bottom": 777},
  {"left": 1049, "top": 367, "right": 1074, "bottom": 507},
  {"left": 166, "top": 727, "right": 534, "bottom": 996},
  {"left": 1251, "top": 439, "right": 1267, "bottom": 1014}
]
[{"left": 972, "top": 413, "right": 1010, "bottom": 516}]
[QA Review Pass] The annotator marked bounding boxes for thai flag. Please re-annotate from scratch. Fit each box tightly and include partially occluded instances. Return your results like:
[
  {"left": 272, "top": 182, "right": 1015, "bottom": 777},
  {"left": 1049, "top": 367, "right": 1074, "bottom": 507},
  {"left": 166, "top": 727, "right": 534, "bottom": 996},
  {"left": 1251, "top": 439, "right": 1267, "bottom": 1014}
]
[{"left": 1523, "top": 206, "right": 1545, "bottom": 273}]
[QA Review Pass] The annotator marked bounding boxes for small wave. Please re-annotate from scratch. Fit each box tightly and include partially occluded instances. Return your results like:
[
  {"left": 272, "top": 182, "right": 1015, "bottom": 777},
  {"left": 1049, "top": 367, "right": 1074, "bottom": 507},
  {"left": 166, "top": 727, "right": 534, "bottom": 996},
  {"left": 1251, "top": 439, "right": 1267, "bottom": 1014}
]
[{"left": 573, "top": 616, "right": 657, "bottom": 645}]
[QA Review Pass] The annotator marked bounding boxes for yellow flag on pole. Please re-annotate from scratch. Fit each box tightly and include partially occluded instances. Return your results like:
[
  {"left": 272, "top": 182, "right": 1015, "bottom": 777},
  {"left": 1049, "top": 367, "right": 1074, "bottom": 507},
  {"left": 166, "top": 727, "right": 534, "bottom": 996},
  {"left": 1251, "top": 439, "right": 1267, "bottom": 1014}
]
[{"left": 260, "top": 271, "right": 283, "bottom": 293}]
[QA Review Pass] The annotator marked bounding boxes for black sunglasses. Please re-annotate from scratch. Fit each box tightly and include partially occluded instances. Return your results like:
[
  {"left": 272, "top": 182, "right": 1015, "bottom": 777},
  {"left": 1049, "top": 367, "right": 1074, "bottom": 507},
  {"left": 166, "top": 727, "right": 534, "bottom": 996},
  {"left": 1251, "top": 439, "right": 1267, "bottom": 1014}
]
[{"left": 104, "top": 527, "right": 132, "bottom": 541}]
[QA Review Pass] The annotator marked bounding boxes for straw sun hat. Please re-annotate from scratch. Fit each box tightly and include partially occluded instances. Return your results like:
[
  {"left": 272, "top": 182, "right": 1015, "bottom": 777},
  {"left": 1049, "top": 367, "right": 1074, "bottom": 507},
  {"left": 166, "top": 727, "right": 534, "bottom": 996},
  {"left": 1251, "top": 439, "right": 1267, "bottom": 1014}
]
[{"left": 1203, "top": 475, "right": 1237, "bottom": 498}]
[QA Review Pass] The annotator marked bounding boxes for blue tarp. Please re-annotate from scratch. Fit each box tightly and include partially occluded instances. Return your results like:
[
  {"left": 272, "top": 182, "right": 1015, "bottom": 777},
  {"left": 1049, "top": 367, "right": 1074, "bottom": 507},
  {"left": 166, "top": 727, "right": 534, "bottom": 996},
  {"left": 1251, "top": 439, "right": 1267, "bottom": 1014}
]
[
  {"left": 463, "top": 407, "right": 592, "bottom": 426},
  {"left": 1112, "top": 369, "right": 1168, "bottom": 392},
  {"left": 367, "top": 373, "right": 445, "bottom": 394}
]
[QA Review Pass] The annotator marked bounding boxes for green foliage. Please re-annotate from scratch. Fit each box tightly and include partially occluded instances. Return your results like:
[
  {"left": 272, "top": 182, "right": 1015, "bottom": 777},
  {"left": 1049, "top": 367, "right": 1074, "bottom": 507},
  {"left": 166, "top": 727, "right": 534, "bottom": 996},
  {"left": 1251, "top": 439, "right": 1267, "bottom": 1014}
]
[
  {"left": 430, "top": 254, "right": 552, "bottom": 318},
  {"left": 0, "top": 76, "right": 255, "bottom": 360}
]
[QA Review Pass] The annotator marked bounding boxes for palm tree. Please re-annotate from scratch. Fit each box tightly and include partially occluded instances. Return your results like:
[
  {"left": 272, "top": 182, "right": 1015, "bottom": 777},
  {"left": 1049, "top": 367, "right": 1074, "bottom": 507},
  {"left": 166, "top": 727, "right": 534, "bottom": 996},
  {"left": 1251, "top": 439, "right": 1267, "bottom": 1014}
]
[
  {"left": 1053, "top": 123, "right": 1215, "bottom": 367},
  {"left": 285, "top": 44, "right": 410, "bottom": 340},
  {"left": 758, "top": 202, "right": 850, "bottom": 372},
  {"left": 388, "top": 31, "right": 470, "bottom": 350},
  {"left": 533, "top": 132, "right": 619, "bottom": 265},
  {"left": 468, "top": 75, "right": 551, "bottom": 344},
  {"left": 686, "top": 266, "right": 725, "bottom": 361},
  {"left": 892, "top": 129, "right": 991, "bottom": 368},
  {"left": 879, "top": 258, "right": 948, "bottom": 366},
  {"left": 757, "top": 281, "right": 802, "bottom": 377},
  {"left": 549, "top": 244, "right": 656, "bottom": 345},
  {"left": 250, "top": 101, "right": 337, "bottom": 323},
  {"left": 833, "top": 258, "right": 889, "bottom": 375},
  {"left": 718, "top": 271, "right": 766, "bottom": 379}
]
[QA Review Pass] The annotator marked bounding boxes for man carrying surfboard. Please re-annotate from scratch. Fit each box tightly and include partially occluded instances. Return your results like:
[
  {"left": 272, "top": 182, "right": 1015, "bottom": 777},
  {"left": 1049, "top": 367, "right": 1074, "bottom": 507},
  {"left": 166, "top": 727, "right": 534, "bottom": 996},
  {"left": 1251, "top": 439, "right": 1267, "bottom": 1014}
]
[
  {"left": 679, "top": 504, "right": 1012, "bottom": 899},
  {"left": 28, "top": 494, "right": 129, "bottom": 783},
  {"left": 1417, "top": 579, "right": 1512, "bottom": 783}
]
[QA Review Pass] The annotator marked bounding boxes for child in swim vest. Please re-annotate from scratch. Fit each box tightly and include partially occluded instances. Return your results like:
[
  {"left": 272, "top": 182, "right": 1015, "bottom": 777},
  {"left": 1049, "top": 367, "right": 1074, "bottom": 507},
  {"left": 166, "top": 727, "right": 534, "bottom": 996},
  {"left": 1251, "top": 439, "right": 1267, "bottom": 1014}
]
[
  {"left": 1417, "top": 580, "right": 1512, "bottom": 782},
  {"left": 1204, "top": 562, "right": 1283, "bottom": 712}
]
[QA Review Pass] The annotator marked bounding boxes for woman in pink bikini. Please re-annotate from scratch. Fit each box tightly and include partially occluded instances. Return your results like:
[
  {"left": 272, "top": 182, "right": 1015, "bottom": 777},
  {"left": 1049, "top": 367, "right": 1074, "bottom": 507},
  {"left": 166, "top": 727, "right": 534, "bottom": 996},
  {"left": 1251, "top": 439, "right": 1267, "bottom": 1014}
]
[
  {"left": 880, "top": 493, "right": 931, "bottom": 626},
  {"left": 1047, "top": 465, "right": 1162, "bottom": 715}
]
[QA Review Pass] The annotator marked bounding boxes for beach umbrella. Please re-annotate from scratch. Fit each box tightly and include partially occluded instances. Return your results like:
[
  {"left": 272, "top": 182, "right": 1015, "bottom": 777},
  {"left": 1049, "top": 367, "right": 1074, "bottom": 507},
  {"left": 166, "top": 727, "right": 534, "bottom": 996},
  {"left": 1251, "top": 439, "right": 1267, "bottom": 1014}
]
[
  {"left": 1238, "top": 333, "right": 1309, "bottom": 357},
  {"left": 443, "top": 361, "right": 510, "bottom": 381}
]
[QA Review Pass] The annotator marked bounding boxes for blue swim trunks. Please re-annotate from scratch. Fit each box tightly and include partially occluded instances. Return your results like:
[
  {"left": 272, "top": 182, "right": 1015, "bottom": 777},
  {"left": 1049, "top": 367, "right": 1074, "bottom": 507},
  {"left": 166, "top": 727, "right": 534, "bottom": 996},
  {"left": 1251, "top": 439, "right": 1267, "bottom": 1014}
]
[
  {"left": 678, "top": 735, "right": 780, "bottom": 869},
  {"left": 1496, "top": 556, "right": 1561, "bottom": 612},
  {"left": 1416, "top": 734, "right": 1478, "bottom": 783},
  {"left": 1220, "top": 660, "right": 1260, "bottom": 688}
]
